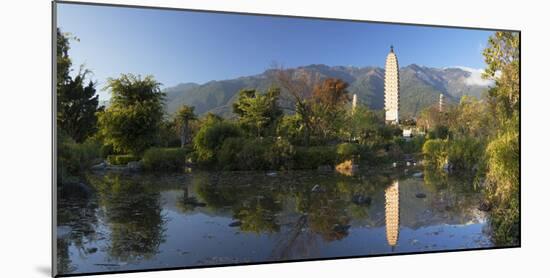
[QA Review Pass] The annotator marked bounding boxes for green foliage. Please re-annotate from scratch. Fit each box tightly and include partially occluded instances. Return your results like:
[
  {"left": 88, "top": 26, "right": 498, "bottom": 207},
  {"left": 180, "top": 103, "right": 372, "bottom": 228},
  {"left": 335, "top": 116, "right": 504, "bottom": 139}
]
[
  {"left": 483, "top": 32, "right": 520, "bottom": 121},
  {"left": 98, "top": 74, "right": 165, "bottom": 155},
  {"left": 56, "top": 28, "right": 72, "bottom": 87},
  {"left": 56, "top": 29, "right": 102, "bottom": 143},
  {"left": 174, "top": 105, "right": 197, "bottom": 146},
  {"left": 265, "top": 138, "right": 296, "bottom": 170},
  {"left": 448, "top": 96, "right": 490, "bottom": 139},
  {"left": 217, "top": 138, "right": 245, "bottom": 170},
  {"left": 448, "top": 137, "right": 484, "bottom": 171},
  {"left": 236, "top": 139, "right": 271, "bottom": 170},
  {"left": 232, "top": 87, "right": 282, "bottom": 137},
  {"left": 193, "top": 120, "right": 242, "bottom": 163},
  {"left": 142, "top": 147, "right": 187, "bottom": 171},
  {"left": 218, "top": 138, "right": 296, "bottom": 171},
  {"left": 157, "top": 120, "right": 180, "bottom": 148},
  {"left": 336, "top": 143, "right": 360, "bottom": 162},
  {"left": 107, "top": 154, "right": 139, "bottom": 166},
  {"left": 57, "top": 130, "right": 101, "bottom": 183},
  {"left": 394, "top": 136, "right": 425, "bottom": 154},
  {"left": 311, "top": 78, "right": 351, "bottom": 141},
  {"left": 422, "top": 139, "right": 448, "bottom": 169},
  {"left": 485, "top": 117, "right": 519, "bottom": 245},
  {"left": 57, "top": 71, "right": 102, "bottom": 143},
  {"left": 277, "top": 115, "right": 305, "bottom": 145},
  {"left": 481, "top": 32, "right": 520, "bottom": 245},
  {"left": 428, "top": 125, "right": 449, "bottom": 140},
  {"left": 294, "top": 146, "right": 337, "bottom": 169}
]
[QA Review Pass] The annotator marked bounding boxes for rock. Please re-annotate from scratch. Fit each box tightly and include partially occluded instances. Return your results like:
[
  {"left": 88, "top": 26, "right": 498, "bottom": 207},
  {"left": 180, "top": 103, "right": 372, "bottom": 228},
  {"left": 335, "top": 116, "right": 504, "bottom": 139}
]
[
  {"left": 90, "top": 162, "right": 107, "bottom": 171},
  {"left": 229, "top": 221, "right": 242, "bottom": 227},
  {"left": 59, "top": 182, "right": 93, "bottom": 199},
  {"left": 332, "top": 224, "right": 351, "bottom": 233},
  {"left": 478, "top": 201, "right": 492, "bottom": 212},
  {"left": 317, "top": 165, "right": 332, "bottom": 172},
  {"left": 183, "top": 197, "right": 207, "bottom": 207},
  {"left": 266, "top": 171, "right": 277, "bottom": 177},
  {"left": 311, "top": 184, "right": 323, "bottom": 193},
  {"left": 392, "top": 162, "right": 397, "bottom": 168},
  {"left": 406, "top": 161, "right": 411, "bottom": 167},
  {"left": 351, "top": 194, "right": 371, "bottom": 206},
  {"left": 413, "top": 172, "right": 423, "bottom": 178},
  {"left": 416, "top": 193, "right": 427, "bottom": 198},
  {"left": 127, "top": 161, "right": 142, "bottom": 172}
]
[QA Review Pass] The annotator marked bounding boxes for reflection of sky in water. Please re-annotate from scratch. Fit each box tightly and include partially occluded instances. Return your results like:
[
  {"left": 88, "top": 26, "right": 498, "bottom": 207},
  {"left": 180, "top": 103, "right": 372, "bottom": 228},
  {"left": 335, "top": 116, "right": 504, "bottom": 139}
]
[{"left": 57, "top": 170, "right": 494, "bottom": 275}]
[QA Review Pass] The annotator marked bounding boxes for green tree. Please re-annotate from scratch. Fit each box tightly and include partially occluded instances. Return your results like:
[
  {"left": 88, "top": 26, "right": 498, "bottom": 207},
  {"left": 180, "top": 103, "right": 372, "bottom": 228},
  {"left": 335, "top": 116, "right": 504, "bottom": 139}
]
[
  {"left": 232, "top": 87, "right": 282, "bottom": 137},
  {"left": 482, "top": 31, "right": 520, "bottom": 245},
  {"left": 312, "top": 78, "right": 351, "bottom": 140},
  {"left": 273, "top": 68, "right": 316, "bottom": 146},
  {"left": 56, "top": 29, "right": 102, "bottom": 142},
  {"left": 483, "top": 31, "right": 520, "bottom": 122},
  {"left": 98, "top": 74, "right": 164, "bottom": 155},
  {"left": 56, "top": 28, "right": 76, "bottom": 87},
  {"left": 193, "top": 120, "right": 242, "bottom": 163},
  {"left": 57, "top": 71, "right": 102, "bottom": 142},
  {"left": 174, "top": 105, "right": 197, "bottom": 147},
  {"left": 448, "top": 96, "right": 490, "bottom": 139}
]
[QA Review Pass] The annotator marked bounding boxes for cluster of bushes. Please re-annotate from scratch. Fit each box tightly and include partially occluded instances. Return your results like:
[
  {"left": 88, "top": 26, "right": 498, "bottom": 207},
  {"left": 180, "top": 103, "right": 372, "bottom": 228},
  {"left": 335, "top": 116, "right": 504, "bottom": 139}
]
[
  {"left": 447, "top": 137, "right": 484, "bottom": 171},
  {"left": 106, "top": 154, "right": 139, "bottom": 165},
  {"left": 57, "top": 131, "right": 102, "bottom": 185},
  {"left": 193, "top": 121, "right": 242, "bottom": 163},
  {"left": 394, "top": 136, "right": 425, "bottom": 154},
  {"left": 199, "top": 134, "right": 365, "bottom": 171},
  {"left": 422, "top": 137, "right": 484, "bottom": 172},
  {"left": 142, "top": 147, "right": 187, "bottom": 171},
  {"left": 422, "top": 139, "right": 448, "bottom": 169},
  {"left": 218, "top": 138, "right": 294, "bottom": 170},
  {"left": 294, "top": 146, "right": 337, "bottom": 170},
  {"left": 336, "top": 143, "right": 360, "bottom": 162}
]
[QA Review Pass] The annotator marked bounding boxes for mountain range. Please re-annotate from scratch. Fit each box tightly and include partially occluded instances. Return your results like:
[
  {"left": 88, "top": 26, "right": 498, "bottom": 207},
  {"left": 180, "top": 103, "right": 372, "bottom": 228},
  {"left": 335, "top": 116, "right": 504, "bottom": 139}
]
[{"left": 163, "top": 64, "right": 491, "bottom": 119}]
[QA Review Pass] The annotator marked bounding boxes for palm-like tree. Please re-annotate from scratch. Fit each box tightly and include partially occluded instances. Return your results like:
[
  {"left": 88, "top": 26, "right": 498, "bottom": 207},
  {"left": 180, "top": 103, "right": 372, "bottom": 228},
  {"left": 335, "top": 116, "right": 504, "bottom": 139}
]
[{"left": 175, "top": 105, "right": 197, "bottom": 147}]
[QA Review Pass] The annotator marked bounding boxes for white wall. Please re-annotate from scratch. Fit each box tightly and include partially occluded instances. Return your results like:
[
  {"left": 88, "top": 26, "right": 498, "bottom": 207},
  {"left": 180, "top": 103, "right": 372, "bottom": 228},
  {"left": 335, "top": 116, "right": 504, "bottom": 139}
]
[{"left": 0, "top": 0, "right": 546, "bottom": 277}]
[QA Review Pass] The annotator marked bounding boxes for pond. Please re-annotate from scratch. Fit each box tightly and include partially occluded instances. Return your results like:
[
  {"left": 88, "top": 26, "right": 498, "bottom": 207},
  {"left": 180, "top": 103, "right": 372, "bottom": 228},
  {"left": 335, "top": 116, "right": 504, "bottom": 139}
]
[{"left": 56, "top": 167, "right": 495, "bottom": 275}]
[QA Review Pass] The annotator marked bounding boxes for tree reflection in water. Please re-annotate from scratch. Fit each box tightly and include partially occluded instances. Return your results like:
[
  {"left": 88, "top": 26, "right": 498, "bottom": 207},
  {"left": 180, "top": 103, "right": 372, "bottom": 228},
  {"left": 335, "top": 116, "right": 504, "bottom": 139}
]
[
  {"left": 90, "top": 173, "right": 167, "bottom": 263},
  {"left": 56, "top": 169, "right": 491, "bottom": 275}
]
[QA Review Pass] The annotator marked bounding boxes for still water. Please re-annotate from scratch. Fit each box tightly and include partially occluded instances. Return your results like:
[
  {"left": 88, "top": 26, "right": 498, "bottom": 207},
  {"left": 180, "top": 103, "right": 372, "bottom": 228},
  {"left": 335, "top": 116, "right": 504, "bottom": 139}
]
[{"left": 57, "top": 168, "right": 493, "bottom": 274}]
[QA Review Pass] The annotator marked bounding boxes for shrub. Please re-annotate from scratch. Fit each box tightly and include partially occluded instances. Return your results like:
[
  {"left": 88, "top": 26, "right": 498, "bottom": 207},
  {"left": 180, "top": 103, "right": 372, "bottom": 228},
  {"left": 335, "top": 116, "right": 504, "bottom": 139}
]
[
  {"left": 336, "top": 143, "right": 360, "bottom": 162},
  {"left": 142, "top": 147, "right": 187, "bottom": 171},
  {"left": 58, "top": 131, "right": 102, "bottom": 179},
  {"left": 265, "top": 138, "right": 295, "bottom": 170},
  {"left": 395, "top": 136, "right": 425, "bottom": 154},
  {"left": 107, "top": 154, "right": 138, "bottom": 166},
  {"left": 448, "top": 137, "right": 484, "bottom": 171},
  {"left": 422, "top": 139, "right": 448, "bottom": 169},
  {"left": 237, "top": 139, "right": 270, "bottom": 170},
  {"left": 485, "top": 120, "right": 519, "bottom": 245},
  {"left": 428, "top": 125, "right": 449, "bottom": 140},
  {"left": 294, "top": 146, "right": 337, "bottom": 169},
  {"left": 194, "top": 121, "right": 242, "bottom": 163},
  {"left": 218, "top": 138, "right": 245, "bottom": 170}
]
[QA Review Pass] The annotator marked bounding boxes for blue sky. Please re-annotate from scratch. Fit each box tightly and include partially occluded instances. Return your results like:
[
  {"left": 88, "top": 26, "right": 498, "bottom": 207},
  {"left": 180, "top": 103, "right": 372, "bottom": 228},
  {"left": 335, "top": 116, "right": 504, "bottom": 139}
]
[{"left": 57, "top": 3, "right": 494, "bottom": 100}]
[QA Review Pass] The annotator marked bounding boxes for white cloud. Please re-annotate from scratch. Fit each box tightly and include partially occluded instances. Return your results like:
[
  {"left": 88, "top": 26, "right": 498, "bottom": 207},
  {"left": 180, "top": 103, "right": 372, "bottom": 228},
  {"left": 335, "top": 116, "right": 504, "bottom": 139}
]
[{"left": 453, "top": 66, "right": 495, "bottom": 87}]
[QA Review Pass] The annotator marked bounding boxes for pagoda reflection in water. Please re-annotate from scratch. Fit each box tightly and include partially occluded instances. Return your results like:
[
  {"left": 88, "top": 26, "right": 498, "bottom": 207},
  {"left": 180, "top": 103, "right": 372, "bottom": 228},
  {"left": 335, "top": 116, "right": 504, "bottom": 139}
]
[{"left": 385, "top": 180, "right": 400, "bottom": 249}]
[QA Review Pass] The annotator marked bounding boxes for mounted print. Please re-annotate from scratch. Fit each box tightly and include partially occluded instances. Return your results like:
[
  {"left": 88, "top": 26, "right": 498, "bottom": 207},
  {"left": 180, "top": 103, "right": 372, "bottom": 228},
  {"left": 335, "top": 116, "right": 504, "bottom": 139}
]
[{"left": 53, "top": 1, "right": 520, "bottom": 276}]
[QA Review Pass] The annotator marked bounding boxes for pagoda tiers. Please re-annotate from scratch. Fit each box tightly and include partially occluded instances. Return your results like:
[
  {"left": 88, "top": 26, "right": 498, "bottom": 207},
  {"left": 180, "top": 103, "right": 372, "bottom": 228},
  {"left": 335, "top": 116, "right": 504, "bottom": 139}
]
[
  {"left": 385, "top": 180, "right": 400, "bottom": 247},
  {"left": 384, "top": 46, "right": 400, "bottom": 124},
  {"left": 439, "top": 93, "right": 444, "bottom": 112}
]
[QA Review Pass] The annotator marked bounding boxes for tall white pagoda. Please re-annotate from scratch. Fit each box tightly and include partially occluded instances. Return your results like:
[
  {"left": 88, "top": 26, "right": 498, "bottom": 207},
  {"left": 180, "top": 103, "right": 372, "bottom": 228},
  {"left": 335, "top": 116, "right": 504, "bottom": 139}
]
[{"left": 384, "top": 46, "right": 400, "bottom": 124}]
